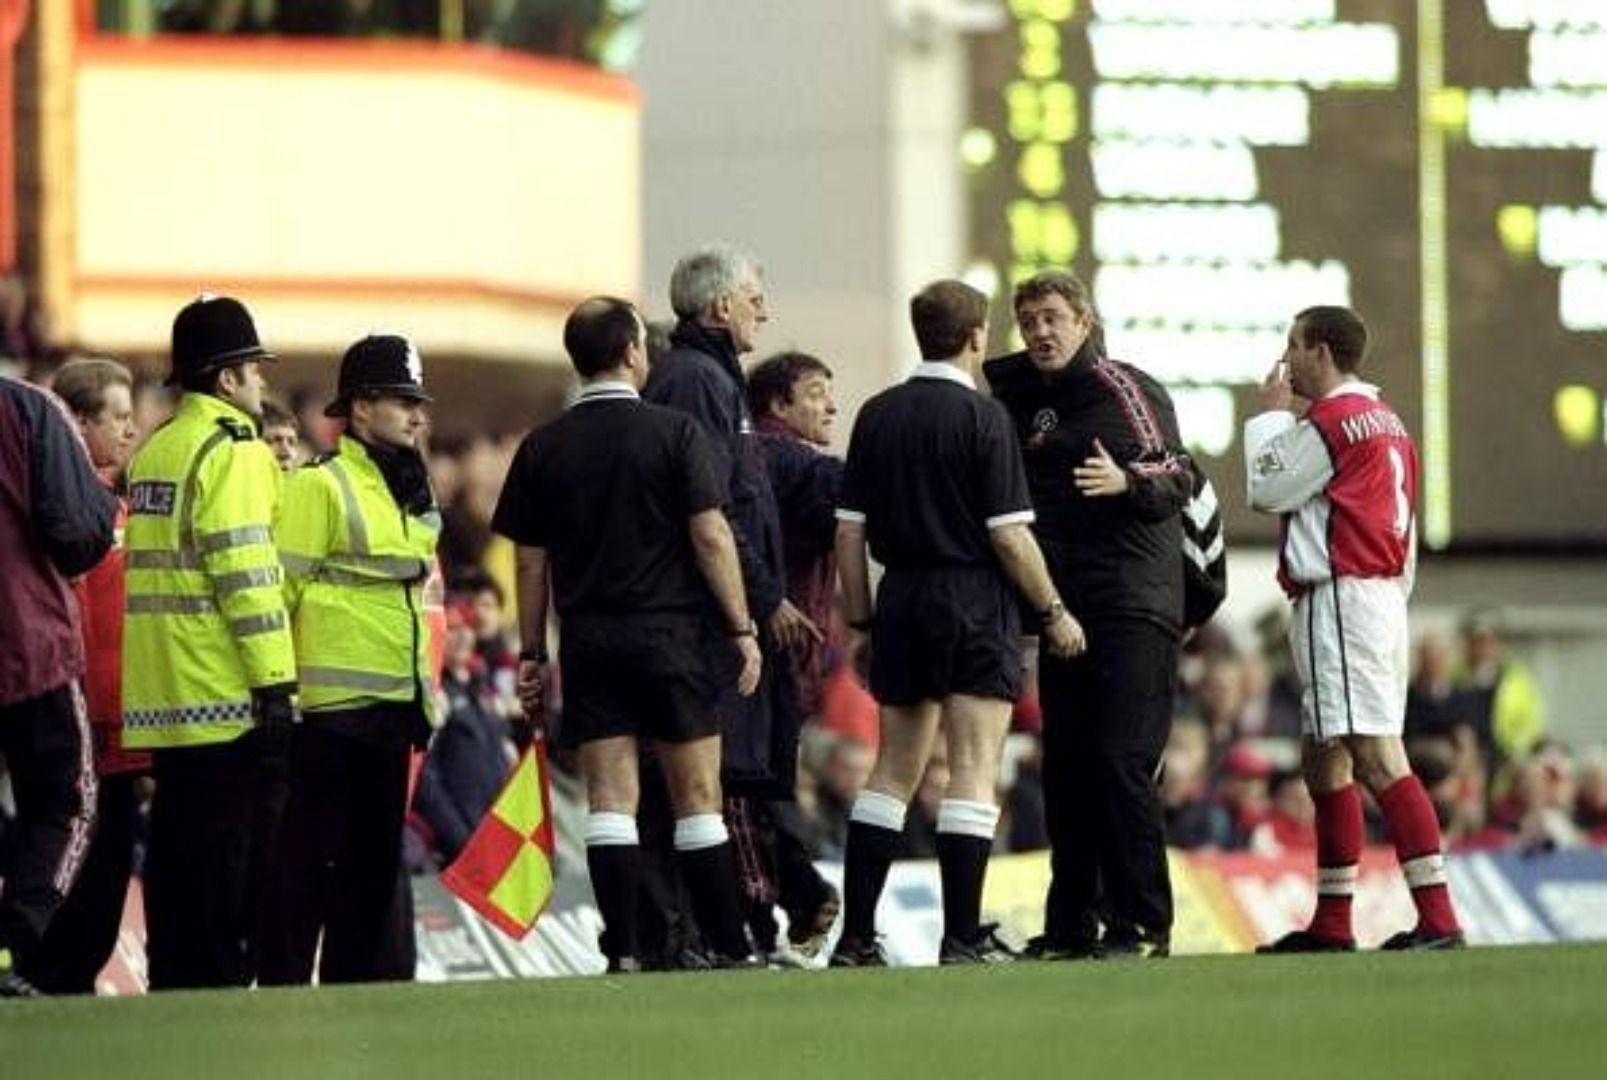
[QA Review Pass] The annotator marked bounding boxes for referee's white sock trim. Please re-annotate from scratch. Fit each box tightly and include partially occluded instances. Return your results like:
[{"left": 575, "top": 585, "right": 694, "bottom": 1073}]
[
  {"left": 585, "top": 811, "right": 638, "bottom": 847},
  {"left": 673, "top": 813, "right": 728, "bottom": 852},
  {"left": 937, "top": 798, "right": 1000, "bottom": 841},
  {"left": 850, "top": 789, "right": 908, "bottom": 833}
]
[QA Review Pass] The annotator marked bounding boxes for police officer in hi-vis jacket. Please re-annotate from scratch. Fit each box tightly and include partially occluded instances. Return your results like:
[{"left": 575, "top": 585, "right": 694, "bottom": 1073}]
[
  {"left": 259, "top": 334, "right": 439, "bottom": 985},
  {"left": 122, "top": 295, "right": 297, "bottom": 990}
]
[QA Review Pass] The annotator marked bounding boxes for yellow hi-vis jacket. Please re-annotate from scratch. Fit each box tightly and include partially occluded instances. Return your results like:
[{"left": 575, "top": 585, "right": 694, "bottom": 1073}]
[
  {"left": 122, "top": 394, "right": 295, "bottom": 748},
  {"left": 275, "top": 435, "right": 440, "bottom": 722}
]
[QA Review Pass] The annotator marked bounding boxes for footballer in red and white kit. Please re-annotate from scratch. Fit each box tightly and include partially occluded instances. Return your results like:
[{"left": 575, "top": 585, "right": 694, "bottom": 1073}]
[
  {"left": 1246, "top": 379, "right": 1417, "bottom": 740},
  {"left": 1245, "top": 306, "right": 1463, "bottom": 955}
]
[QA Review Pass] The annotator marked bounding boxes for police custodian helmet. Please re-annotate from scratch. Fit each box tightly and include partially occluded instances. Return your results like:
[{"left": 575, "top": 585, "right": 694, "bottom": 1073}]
[
  {"left": 167, "top": 294, "right": 276, "bottom": 386},
  {"left": 325, "top": 334, "right": 433, "bottom": 417}
]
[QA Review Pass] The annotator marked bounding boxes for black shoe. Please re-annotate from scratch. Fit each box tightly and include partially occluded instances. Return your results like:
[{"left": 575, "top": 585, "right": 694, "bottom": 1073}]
[
  {"left": 939, "top": 924, "right": 1018, "bottom": 966},
  {"left": 1380, "top": 927, "right": 1466, "bottom": 952},
  {"left": 1101, "top": 931, "right": 1170, "bottom": 959},
  {"left": 0, "top": 949, "right": 41, "bottom": 998},
  {"left": 1256, "top": 929, "right": 1357, "bottom": 954},
  {"left": 786, "top": 885, "right": 842, "bottom": 960},
  {"left": 708, "top": 952, "right": 767, "bottom": 970},
  {"left": 1019, "top": 934, "right": 1102, "bottom": 961},
  {"left": 828, "top": 936, "right": 888, "bottom": 968}
]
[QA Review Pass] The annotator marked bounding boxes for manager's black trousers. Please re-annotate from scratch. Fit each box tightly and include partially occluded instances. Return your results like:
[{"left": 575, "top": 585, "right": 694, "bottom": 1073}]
[{"left": 1038, "top": 617, "right": 1178, "bottom": 947}]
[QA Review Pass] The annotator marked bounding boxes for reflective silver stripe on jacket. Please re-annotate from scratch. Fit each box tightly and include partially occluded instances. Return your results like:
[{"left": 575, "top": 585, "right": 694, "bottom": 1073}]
[
  {"left": 214, "top": 566, "right": 283, "bottom": 597},
  {"left": 325, "top": 458, "right": 371, "bottom": 555},
  {"left": 126, "top": 549, "right": 202, "bottom": 571},
  {"left": 230, "top": 611, "right": 289, "bottom": 638},
  {"left": 281, "top": 554, "right": 426, "bottom": 586},
  {"left": 126, "top": 594, "right": 218, "bottom": 615},
  {"left": 197, "top": 524, "right": 273, "bottom": 555},
  {"left": 300, "top": 666, "right": 416, "bottom": 694}
]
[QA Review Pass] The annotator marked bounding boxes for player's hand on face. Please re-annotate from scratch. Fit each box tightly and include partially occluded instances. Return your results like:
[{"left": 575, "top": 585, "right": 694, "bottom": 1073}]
[
  {"left": 1043, "top": 610, "right": 1087, "bottom": 659},
  {"left": 733, "top": 635, "right": 763, "bottom": 696},
  {"left": 1257, "top": 360, "right": 1294, "bottom": 413},
  {"left": 768, "top": 598, "right": 824, "bottom": 651},
  {"left": 1073, "top": 438, "right": 1129, "bottom": 497}
]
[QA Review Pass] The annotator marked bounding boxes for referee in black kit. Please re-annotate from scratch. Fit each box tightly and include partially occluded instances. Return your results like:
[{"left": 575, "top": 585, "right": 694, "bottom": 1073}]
[
  {"left": 829, "top": 280, "right": 1084, "bottom": 967},
  {"left": 491, "top": 297, "right": 762, "bottom": 971}
]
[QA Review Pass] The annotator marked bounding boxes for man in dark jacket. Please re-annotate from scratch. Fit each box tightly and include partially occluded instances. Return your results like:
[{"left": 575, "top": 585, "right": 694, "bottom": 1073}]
[
  {"left": 984, "top": 270, "right": 1194, "bottom": 959},
  {"left": 0, "top": 376, "right": 117, "bottom": 997},
  {"left": 644, "top": 245, "right": 820, "bottom": 961},
  {"left": 745, "top": 350, "right": 844, "bottom": 958}
]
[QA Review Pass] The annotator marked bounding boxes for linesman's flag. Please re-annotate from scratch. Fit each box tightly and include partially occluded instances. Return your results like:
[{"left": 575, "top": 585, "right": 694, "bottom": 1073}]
[{"left": 441, "top": 738, "right": 556, "bottom": 939}]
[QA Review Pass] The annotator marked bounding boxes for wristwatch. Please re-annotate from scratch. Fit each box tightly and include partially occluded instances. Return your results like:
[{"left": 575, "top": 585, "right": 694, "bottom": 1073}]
[
  {"left": 518, "top": 647, "right": 549, "bottom": 664},
  {"left": 1038, "top": 599, "right": 1066, "bottom": 626},
  {"left": 728, "top": 620, "right": 759, "bottom": 639}
]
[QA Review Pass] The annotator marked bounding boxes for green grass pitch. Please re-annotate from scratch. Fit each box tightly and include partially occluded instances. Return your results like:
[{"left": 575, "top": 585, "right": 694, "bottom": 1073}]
[{"left": 4, "top": 944, "right": 1603, "bottom": 1079}]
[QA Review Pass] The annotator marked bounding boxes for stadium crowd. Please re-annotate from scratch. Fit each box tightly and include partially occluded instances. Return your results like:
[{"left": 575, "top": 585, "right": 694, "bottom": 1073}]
[{"left": 2, "top": 266, "right": 1605, "bottom": 995}]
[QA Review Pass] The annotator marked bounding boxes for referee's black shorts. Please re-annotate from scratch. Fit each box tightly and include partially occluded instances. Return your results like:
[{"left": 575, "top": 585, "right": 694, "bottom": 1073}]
[
  {"left": 868, "top": 565, "right": 1024, "bottom": 706},
  {"left": 558, "top": 613, "right": 720, "bottom": 746}
]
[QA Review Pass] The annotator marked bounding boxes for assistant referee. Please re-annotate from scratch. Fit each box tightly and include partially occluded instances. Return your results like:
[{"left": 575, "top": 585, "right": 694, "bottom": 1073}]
[
  {"left": 830, "top": 280, "right": 1084, "bottom": 967},
  {"left": 492, "top": 297, "right": 763, "bottom": 971}
]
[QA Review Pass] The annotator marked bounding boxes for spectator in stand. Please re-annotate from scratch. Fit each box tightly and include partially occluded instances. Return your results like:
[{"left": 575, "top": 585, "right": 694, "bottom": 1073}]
[
  {"left": 1197, "top": 652, "right": 1252, "bottom": 754},
  {"left": 807, "top": 731, "right": 875, "bottom": 861},
  {"left": 1160, "top": 718, "right": 1233, "bottom": 850},
  {"left": 1455, "top": 608, "right": 1545, "bottom": 773},
  {"left": 456, "top": 570, "right": 521, "bottom": 725},
  {"left": 1216, "top": 743, "right": 1274, "bottom": 851},
  {"left": 1489, "top": 745, "right": 1583, "bottom": 852},
  {"left": 1252, "top": 605, "right": 1305, "bottom": 739},
  {"left": 411, "top": 603, "right": 515, "bottom": 865},
  {"left": 18, "top": 359, "right": 145, "bottom": 994},
  {"left": 1246, "top": 304, "right": 1464, "bottom": 952},
  {"left": 1573, "top": 748, "right": 1607, "bottom": 842},
  {"left": 1256, "top": 769, "right": 1318, "bottom": 855},
  {"left": 260, "top": 398, "right": 304, "bottom": 471},
  {"left": 0, "top": 372, "right": 117, "bottom": 997}
]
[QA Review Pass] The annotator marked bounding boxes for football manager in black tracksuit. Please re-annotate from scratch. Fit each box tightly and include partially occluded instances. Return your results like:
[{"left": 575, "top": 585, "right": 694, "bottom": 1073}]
[{"left": 985, "top": 270, "right": 1195, "bottom": 959}]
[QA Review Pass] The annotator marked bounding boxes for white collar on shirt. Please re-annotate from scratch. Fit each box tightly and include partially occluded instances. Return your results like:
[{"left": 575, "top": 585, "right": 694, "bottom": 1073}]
[
  {"left": 574, "top": 379, "right": 640, "bottom": 405},
  {"left": 1323, "top": 380, "right": 1380, "bottom": 401},
  {"left": 909, "top": 361, "right": 976, "bottom": 391}
]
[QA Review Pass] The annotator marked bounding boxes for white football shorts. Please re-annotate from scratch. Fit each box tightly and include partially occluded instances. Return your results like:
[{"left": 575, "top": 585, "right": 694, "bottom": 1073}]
[{"left": 1288, "top": 576, "right": 1410, "bottom": 740}]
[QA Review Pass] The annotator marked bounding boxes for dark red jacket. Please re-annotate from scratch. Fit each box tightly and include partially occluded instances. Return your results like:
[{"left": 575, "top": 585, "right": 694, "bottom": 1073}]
[
  {"left": 0, "top": 377, "right": 116, "bottom": 705},
  {"left": 71, "top": 489, "right": 149, "bottom": 774}
]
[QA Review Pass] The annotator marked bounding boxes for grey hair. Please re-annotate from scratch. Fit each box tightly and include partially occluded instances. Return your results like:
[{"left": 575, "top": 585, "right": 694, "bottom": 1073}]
[{"left": 669, "top": 244, "right": 761, "bottom": 320}]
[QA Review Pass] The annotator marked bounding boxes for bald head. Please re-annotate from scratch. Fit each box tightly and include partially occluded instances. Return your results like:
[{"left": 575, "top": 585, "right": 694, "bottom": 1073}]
[{"left": 564, "top": 296, "right": 644, "bottom": 378}]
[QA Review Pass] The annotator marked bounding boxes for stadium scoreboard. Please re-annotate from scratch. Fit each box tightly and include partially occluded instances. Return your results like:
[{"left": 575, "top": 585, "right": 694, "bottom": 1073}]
[{"left": 965, "top": 0, "right": 1607, "bottom": 549}]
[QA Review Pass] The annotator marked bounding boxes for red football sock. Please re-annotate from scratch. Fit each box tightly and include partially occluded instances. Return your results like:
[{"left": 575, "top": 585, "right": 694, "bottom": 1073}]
[
  {"left": 1378, "top": 775, "right": 1461, "bottom": 936},
  {"left": 1309, "top": 784, "right": 1363, "bottom": 943}
]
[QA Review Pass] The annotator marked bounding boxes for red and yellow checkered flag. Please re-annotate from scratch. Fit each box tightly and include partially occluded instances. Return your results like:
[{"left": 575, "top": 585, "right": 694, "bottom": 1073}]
[{"left": 440, "top": 738, "right": 557, "bottom": 939}]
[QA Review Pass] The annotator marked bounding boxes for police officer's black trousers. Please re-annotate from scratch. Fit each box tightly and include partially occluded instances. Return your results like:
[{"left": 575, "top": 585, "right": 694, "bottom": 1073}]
[
  {"left": 1038, "top": 618, "right": 1178, "bottom": 946},
  {"left": 19, "top": 772, "right": 140, "bottom": 993},
  {"left": 0, "top": 682, "right": 95, "bottom": 962},
  {"left": 257, "top": 716, "right": 412, "bottom": 986},
  {"left": 144, "top": 726, "right": 289, "bottom": 990}
]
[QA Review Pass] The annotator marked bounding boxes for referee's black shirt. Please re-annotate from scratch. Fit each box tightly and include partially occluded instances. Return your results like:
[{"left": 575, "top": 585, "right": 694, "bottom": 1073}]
[
  {"left": 836, "top": 362, "right": 1035, "bottom": 570},
  {"left": 491, "top": 381, "right": 728, "bottom": 616}
]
